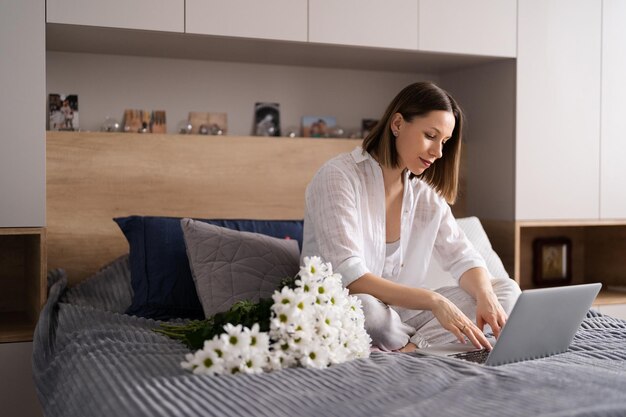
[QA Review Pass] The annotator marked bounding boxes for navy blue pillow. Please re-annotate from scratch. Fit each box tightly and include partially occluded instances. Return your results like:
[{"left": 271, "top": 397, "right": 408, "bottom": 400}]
[{"left": 114, "top": 216, "right": 304, "bottom": 321}]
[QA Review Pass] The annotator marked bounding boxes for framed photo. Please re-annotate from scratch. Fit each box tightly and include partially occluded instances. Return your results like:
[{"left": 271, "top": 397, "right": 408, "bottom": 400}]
[
  {"left": 361, "top": 118, "right": 378, "bottom": 138},
  {"left": 254, "top": 102, "right": 281, "bottom": 136},
  {"left": 49, "top": 94, "right": 79, "bottom": 131},
  {"left": 301, "top": 116, "right": 336, "bottom": 138},
  {"left": 532, "top": 237, "right": 572, "bottom": 286}
]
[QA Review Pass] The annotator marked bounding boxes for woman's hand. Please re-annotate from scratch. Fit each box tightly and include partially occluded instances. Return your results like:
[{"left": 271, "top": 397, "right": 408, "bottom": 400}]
[
  {"left": 459, "top": 267, "right": 509, "bottom": 340},
  {"left": 430, "top": 293, "right": 493, "bottom": 350},
  {"left": 475, "top": 290, "right": 508, "bottom": 339}
]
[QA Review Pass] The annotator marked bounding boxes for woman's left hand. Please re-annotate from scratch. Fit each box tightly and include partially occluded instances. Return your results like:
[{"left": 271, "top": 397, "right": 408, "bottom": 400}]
[{"left": 475, "top": 291, "right": 508, "bottom": 339}]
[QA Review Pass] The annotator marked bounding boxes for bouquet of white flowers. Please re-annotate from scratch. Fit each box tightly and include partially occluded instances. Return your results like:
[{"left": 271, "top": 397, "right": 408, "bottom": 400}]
[{"left": 169, "top": 256, "right": 371, "bottom": 375}]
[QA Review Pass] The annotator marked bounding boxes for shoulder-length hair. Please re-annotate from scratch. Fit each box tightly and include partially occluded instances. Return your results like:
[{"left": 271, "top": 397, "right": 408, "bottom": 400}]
[{"left": 362, "top": 81, "right": 464, "bottom": 204}]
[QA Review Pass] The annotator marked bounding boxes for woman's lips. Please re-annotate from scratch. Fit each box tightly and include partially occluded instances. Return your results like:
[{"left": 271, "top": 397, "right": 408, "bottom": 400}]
[{"left": 419, "top": 157, "right": 432, "bottom": 167}]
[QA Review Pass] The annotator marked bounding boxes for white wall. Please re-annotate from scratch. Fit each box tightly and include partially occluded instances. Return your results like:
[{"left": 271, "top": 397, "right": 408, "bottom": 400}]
[{"left": 46, "top": 52, "right": 436, "bottom": 136}]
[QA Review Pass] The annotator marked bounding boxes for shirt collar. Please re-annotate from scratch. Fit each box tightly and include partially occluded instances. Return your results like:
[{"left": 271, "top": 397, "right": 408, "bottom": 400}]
[
  {"left": 350, "top": 146, "right": 370, "bottom": 164},
  {"left": 351, "top": 146, "right": 413, "bottom": 181}
]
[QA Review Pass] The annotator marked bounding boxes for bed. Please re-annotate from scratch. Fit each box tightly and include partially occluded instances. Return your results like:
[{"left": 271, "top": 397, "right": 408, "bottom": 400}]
[{"left": 34, "top": 132, "right": 626, "bottom": 417}]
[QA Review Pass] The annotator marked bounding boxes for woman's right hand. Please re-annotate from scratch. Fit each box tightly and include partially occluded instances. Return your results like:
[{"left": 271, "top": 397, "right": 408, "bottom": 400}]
[{"left": 429, "top": 293, "right": 493, "bottom": 350}]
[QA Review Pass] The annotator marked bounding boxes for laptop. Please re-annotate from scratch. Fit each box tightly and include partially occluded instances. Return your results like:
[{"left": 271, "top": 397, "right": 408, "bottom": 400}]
[{"left": 417, "top": 283, "right": 602, "bottom": 366}]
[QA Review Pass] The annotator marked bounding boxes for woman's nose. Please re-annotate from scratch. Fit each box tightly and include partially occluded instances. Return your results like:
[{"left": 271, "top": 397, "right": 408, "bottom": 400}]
[{"left": 429, "top": 142, "right": 443, "bottom": 159}]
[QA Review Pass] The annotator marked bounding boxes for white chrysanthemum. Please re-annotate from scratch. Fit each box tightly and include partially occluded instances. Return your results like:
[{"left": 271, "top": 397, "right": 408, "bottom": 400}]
[
  {"left": 272, "top": 286, "right": 296, "bottom": 306},
  {"left": 247, "top": 323, "right": 270, "bottom": 352},
  {"left": 180, "top": 352, "right": 197, "bottom": 371},
  {"left": 300, "top": 256, "right": 327, "bottom": 280},
  {"left": 221, "top": 323, "right": 251, "bottom": 349},
  {"left": 237, "top": 349, "right": 267, "bottom": 374},
  {"left": 300, "top": 344, "right": 330, "bottom": 369},
  {"left": 181, "top": 256, "right": 371, "bottom": 376},
  {"left": 191, "top": 346, "right": 225, "bottom": 375}
]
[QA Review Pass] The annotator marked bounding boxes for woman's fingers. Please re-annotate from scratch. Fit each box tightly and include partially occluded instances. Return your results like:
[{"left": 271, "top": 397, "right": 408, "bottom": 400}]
[
  {"left": 466, "top": 324, "right": 493, "bottom": 350},
  {"left": 454, "top": 322, "right": 492, "bottom": 350},
  {"left": 432, "top": 296, "right": 492, "bottom": 349}
]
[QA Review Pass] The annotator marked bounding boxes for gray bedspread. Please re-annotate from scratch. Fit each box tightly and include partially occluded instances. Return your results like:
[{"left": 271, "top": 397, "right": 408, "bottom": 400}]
[{"left": 33, "top": 257, "right": 626, "bottom": 417}]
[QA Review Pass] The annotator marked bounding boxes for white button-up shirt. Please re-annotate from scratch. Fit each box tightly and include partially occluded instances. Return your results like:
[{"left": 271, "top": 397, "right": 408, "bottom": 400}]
[{"left": 302, "top": 147, "right": 486, "bottom": 290}]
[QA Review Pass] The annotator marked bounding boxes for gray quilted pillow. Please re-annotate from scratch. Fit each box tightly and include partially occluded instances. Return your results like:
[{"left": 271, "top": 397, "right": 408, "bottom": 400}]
[{"left": 181, "top": 218, "right": 300, "bottom": 317}]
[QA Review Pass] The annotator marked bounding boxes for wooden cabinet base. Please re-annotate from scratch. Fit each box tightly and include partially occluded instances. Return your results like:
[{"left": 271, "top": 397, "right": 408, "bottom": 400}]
[{"left": 0, "top": 228, "right": 46, "bottom": 343}]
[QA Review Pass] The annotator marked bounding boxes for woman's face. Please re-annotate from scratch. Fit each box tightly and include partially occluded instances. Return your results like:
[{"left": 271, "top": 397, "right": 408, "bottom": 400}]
[{"left": 391, "top": 110, "right": 455, "bottom": 175}]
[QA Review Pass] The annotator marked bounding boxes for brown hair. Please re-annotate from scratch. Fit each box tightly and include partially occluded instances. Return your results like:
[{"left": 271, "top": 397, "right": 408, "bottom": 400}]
[{"left": 362, "top": 81, "right": 464, "bottom": 204}]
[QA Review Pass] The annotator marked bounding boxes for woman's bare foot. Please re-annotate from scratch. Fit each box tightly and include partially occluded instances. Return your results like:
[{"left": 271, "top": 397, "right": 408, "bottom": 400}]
[{"left": 399, "top": 342, "right": 417, "bottom": 353}]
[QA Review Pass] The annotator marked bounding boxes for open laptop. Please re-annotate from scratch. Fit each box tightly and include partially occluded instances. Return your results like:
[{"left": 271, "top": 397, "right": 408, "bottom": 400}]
[{"left": 417, "top": 283, "right": 602, "bottom": 366}]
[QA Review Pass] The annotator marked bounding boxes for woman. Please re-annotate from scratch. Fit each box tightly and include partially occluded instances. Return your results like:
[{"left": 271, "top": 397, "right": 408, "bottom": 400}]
[{"left": 301, "top": 82, "right": 520, "bottom": 352}]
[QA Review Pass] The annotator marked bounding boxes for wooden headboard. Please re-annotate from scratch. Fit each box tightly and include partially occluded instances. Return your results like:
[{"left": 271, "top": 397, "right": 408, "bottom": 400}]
[{"left": 46, "top": 131, "right": 360, "bottom": 285}]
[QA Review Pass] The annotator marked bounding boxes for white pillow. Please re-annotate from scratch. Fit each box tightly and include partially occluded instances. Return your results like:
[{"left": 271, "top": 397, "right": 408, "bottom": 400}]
[{"left": 421, "top": 216, "right": 510, "bottom": 290}]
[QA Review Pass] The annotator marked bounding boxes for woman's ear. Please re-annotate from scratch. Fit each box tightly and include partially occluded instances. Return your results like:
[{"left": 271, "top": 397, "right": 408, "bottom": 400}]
[{"left": 390, "top": 113, "right": 403, "bottom": 134}]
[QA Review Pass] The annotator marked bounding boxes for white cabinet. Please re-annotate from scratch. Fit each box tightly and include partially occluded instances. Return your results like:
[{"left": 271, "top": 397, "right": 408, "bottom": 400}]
[
  {"left": 186, "top": 0, "right": 307, "bottom": 42},
  {"left": 309, "top": 0, "right": 418, "bottom": 50},
  {"left": 46, "top": 0, "right": 184, "bottom": 32},
  {"left": 516, "top": 0, "right": 602, "bottom": 221},
  {"left": 0, "top": 0, "right": 45, "bottom": 227},
  {"left": 600, "top": 0, "right": 626, "bottom": 219},
  {"left": 418, "top": 0, "right": 516, "bottom": 57}
]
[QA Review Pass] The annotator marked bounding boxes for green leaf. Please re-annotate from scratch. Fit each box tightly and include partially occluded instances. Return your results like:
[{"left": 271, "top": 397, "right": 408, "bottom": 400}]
[
  {"left": 154, "top": 274, "right": 299, "bottom": 350},
  {"left": 153, "top": 298, "right": 276, "bottom": 350}
]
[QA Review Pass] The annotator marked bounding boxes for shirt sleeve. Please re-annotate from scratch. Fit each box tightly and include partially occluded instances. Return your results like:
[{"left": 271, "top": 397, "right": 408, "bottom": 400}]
[
  {"left": 304, "top": 163, "right": 369, "bottom": 287},
  {"left": 432, "top": 203, "right": 487, "bottom": 282}
]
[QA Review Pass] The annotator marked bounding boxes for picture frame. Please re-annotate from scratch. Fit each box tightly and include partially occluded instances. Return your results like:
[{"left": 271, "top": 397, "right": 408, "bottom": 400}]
[
  {"left": 532, "top": 237, "right": 572, "bottom": 286},
  {"left": 301, "top": 116, "right": 336, "bottom": 138},
  {"left": 254, "top": 102, "right": 281, "bottom": 137},
  {"left": 49, "top": 94, "right": 79, "bottom": 131},
  {"left": 361, "top": 118, "right": 379, "bottom": 138}
]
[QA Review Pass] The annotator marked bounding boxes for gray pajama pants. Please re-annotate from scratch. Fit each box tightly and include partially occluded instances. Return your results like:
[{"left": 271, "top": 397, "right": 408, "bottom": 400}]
[{"left": 356, "top": 278, "right": 522, "bottom": 351}]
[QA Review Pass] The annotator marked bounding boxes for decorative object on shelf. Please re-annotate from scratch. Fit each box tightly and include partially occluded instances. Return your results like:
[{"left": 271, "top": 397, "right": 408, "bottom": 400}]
[
  {"left": 100, "top": 117, "right": 121, "bottom": 132},
  {"left": 123, "top": 109, "right": 150, "bottom": 133},
  {"left": 188, "top": 112, "right": 227, "bottom": 135},
  {"left": 49, "top": 94, "right": 79, "bottom": 131},
  {"left": 301, "top": 116, "right": 336, "bottom": 138},
  {"left": 347, "top": 128, "right": 363, "bottom": 139},
  {"left": 328, "top": 126, "right": 346, "bottom": 138},
  {"left": 254, "top": 102, "right": 281, "bottom": 136},
  {"left": 532, "top": 237, "right": 572, "bottom": 286},
  {"left": 151, "top": 111, "right": 167, "bottom": 134},
  {"left": 284, "top": 127, "right": 299, "bottom": 138},
  {"left": 176, "top": 120, "right": 193, "bottom": 134},
  {"left": 361, "top": 118, "right": 378, "bottom": 138}
]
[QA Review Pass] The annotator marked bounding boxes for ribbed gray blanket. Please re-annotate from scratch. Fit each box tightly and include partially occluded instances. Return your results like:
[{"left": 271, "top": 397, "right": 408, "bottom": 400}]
[{"left": 33, "top": 256, "right": 626, "bottom": 417}]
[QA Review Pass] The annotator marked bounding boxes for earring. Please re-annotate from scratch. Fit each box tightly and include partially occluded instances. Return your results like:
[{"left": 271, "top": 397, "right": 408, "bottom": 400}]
[{"left": 393, "top": 131, "right": 398, "bottom": 137}]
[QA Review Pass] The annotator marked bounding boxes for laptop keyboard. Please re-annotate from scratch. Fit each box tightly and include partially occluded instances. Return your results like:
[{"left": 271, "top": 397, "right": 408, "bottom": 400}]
[{"left": 450, "top": 348, "right": 490, "bottom": 364}]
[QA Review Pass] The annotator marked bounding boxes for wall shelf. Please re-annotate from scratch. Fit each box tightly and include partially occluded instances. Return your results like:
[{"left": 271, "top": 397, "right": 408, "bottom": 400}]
[
  {"left": 46, "top": 23, "right": 509, "bottom": 74},
  {"left": 0, "top": 228, "right": 46, "bottom": 343},
  {"left": 512, "top": 221, "right": 626, "bottom": 314}
]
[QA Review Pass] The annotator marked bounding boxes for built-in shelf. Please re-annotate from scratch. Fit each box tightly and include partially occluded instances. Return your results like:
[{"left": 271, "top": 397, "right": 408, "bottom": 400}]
[
  {"left": 594, "top": 290, "right": 626, "bottom": 306},
  {"left": 46, "top": 23, "right": 510, "bottom": 74},
  {"left": 514, "top": 220, "right": 626, "bottom": 308},
  {"left": 0, "top": 228, "right": 46, "bottom": 343}
]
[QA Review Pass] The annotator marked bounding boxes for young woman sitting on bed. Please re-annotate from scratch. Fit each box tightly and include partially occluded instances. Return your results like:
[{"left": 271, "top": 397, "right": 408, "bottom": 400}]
[{"left": 301, "top": 82, "right": 521, "bottom": 352}]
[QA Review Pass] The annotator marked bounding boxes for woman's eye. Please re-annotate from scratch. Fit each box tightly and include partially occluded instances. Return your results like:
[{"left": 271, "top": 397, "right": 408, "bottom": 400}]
[{"left": 426, "top": 133, "right": 436, "bottom": 140}]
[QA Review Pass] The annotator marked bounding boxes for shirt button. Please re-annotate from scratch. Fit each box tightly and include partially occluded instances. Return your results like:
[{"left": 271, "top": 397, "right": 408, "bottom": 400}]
[{"left": 401, "top": 263, "right": 404, "bottom": 267}]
